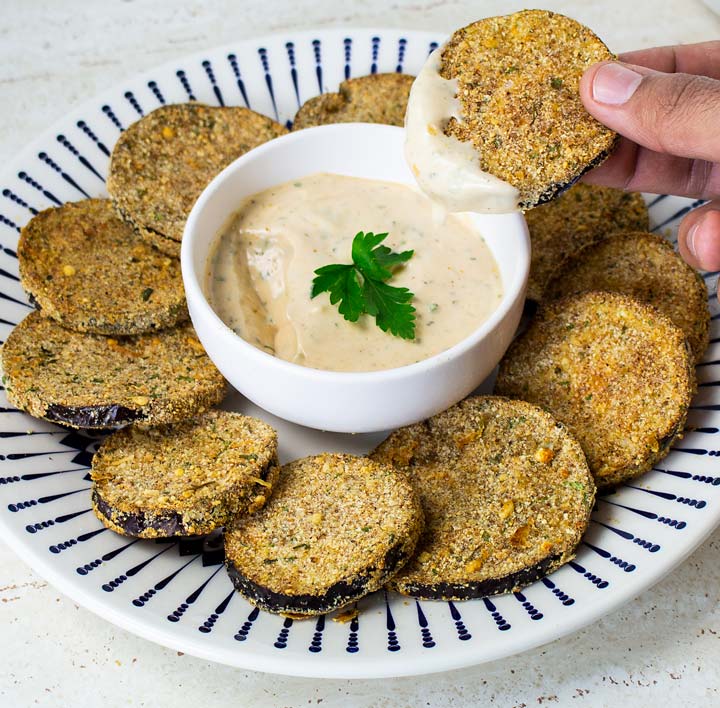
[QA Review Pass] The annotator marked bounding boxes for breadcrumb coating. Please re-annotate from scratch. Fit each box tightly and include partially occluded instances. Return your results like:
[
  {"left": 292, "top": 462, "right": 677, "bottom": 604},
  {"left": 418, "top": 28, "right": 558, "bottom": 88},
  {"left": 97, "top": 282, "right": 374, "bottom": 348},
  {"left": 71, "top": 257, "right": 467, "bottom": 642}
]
[
  {"left": 496, "top": 291, "right": 694, "bottom": 489},
  {"left": 92, "top": 410, "right": 278, "bottom": 537},
  {"left": 545, "top": 231, "right": 709, "bottom": 362},
  {"left": 441, "top": 10, "right": 617, "bottom": 208},
  {"left": 525, "top": 184, "right": 648, "bottom": 301},
  {"left": 292, "top": 73, "right": 415, "bottom": 129},
  {"left": 225, "top": 453, "right": 424, "bottom": 616},
  {"left": 18, "top": 199, "right": 187, "bottom": 334},
  {"left": 1, "top": 312, "right": 226, "bottom": 429},
  {"left": 371, "top": 396, "right": 594, "bottom": 600},
  {"left": 108, "top": 103, "right": 287, "bottom": 243}
]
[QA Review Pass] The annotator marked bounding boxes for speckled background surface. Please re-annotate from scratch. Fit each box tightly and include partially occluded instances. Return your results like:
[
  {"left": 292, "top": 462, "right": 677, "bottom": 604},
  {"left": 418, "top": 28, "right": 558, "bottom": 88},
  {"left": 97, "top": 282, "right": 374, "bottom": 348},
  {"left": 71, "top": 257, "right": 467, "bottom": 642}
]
[{"left": 1, "top": 1, "right": 719, "bottom": 705}]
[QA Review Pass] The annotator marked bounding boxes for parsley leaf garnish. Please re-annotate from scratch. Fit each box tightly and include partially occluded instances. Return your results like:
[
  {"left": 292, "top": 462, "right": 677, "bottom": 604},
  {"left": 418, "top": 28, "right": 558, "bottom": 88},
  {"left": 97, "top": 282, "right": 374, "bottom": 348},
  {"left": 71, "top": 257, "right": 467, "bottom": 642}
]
[
  {"left": 310, "top": 263, "right": 365, "bottom": 322},
  {"left": 311, "top": 231, "right": 416, "bottom": 340}
]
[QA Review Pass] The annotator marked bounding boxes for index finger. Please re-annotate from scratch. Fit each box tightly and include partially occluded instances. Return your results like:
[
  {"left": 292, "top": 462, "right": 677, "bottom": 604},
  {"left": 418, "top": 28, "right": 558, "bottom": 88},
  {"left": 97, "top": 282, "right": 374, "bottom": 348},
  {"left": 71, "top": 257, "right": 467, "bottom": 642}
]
[
  {"left": 619, "top": 41, "right": 720, "bottom": 79},
  {"left": 582, "top": 137, "right": 720, "bottom": 200}
]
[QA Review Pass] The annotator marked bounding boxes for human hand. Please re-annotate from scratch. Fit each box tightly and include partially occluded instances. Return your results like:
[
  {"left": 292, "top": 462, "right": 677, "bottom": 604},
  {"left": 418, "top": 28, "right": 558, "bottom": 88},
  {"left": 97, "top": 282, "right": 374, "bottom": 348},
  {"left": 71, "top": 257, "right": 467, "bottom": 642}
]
[{"left": 579, "top": 41, "right": 720, "bottom": 273}]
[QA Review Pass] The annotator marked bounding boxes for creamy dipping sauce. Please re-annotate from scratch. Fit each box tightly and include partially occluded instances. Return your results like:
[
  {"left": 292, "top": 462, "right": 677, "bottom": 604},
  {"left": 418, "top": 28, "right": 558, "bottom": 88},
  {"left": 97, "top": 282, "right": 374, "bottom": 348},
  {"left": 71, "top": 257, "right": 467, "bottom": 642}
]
[
  {"left": 206, "top": 173, "right": 503, "bottom": 372},
  {"left": 404, "top": 48, "right": 520, "bottom": 214}
]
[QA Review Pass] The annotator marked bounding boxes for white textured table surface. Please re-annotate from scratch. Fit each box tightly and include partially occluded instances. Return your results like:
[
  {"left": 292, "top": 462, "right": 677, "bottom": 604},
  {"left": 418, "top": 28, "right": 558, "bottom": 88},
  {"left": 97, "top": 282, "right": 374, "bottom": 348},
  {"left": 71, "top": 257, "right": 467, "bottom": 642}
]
[{"left": 2, "top": 1, "right": 720, "bottom": 706}]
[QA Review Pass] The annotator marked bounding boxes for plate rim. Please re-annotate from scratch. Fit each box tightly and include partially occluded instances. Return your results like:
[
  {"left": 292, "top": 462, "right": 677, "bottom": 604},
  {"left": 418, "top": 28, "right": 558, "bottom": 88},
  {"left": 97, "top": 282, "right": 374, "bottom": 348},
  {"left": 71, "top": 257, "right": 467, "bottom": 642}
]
[
  {"left": 0, "top": 26, "right": 445, "bottom": 174},
  {"left": 3, "top": 496, "right": 718, "bottom": 679}
]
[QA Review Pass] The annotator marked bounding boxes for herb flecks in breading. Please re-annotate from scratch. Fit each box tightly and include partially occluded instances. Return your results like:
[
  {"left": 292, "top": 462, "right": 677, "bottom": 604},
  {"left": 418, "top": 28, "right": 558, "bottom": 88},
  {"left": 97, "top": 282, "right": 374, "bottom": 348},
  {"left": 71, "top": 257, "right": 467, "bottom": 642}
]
[
  {"left": 18, "top": 199, "right": 187, "bottom": 335},
  {"left": 440, "top": 10, "right": 618, "bottom": 208},
  {"left": 496, "top": 291, "right": 694, "bottom": 489},
  {"left": 225, "top": 453, "right": 424, "bottom": 616},
  {"left": 545, "top": 231, "right": 709, "bottom": 362},
  {"left": 108, "top": 103, "right": 287, "bottom": 245},
  {"left": 525, "top": 184, "right": 648, "bottom": 301},
  {"left": 92, "top": 411, "right": 277, "bottom": 538},
  {"left": 1, "top": 312, "right": 226, "bottom": 429},
  {"left": 292, "top": 73, "right": 415, "bottom": 130},
  {"left": 371, "top": 396, "right": 594, "bottom": 600}
]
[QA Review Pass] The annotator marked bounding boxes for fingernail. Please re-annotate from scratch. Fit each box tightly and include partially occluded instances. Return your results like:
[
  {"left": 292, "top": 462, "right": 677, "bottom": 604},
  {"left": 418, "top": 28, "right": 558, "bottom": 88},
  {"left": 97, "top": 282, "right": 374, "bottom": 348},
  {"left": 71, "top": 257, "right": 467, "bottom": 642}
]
[
  {"left": 686, "top": 211, "right": 720, "bottom": 270},
  {"left": 592, "top": 64, "right": 643, "bottom": 105},
  {"left": 687, "top": 223, "right": 700, "bottom": 259}
]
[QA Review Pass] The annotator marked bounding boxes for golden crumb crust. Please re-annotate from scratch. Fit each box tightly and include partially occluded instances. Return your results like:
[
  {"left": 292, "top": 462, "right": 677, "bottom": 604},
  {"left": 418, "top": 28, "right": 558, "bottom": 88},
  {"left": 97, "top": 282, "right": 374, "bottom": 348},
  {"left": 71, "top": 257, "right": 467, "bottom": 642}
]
[
  {"left": 1, "top": 312, "right": 226, "bottom": 428},
  {"left": 440, "top": 10, "right": 617, "bottom": 208},
  {"left": 545, "top": 231, "right": 710, "bottom": 362},
  {"left": 495, "top": 291, "right": 695, "bottom": 489},
  {"left": 91, "top": 410, "right": 278, "bottom": 537},
  {"left": 224, "top": 453, "right": 424, "bottom": 616},
  {"left": 107, "top": 103, "right": 287, "bottom": 243},
  {"left": 292, "top": 73, "right": 415, "bottom": 129},
  {"left": 18, "top": 199, "right": 187, "bottom": 335},
  {"left": 127, "top": 219, "right": 182, "bottom": 258},
  {"left": 525, "top": 184, "right": 649, "bottom": 300},
  {"left": 371, "top": 396, "right": 594, "bottom": 600}
]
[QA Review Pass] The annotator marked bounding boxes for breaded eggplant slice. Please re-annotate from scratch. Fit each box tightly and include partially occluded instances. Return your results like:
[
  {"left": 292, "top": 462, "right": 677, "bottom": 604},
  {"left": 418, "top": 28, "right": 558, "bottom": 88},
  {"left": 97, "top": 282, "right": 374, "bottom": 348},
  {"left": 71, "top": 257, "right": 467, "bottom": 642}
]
[
  {"left": 224, "top": 453, "right": 424, "bottom": 616},
  {"left": 107, "top": 103, "right": 287, "bottom": 244},
  {"left": 545, "top": 232, "right": 710, "bottom": 362},
  {"left": 525, "top": 184, "right": 649, "bottom": 301},
  {"left": 292, "top": 73, "right": 415, "bottom": 129},
  {"left": 495, "top": 291, "right": 695, "bottom": 489},
  {"left": 441, "top": 10, "right": 618, "bottom": 208},
  {"left": 91, "top": 410, "right": 278, "bottom": 538},
  {"left": 1, "top": 312, "right": 226, "bottom": 429},
  {"left": 371, "top": 396, "right": 594, "bottom": 600},
  {"left": 18, "top": 199, "right": 187, "bottom": 335}
]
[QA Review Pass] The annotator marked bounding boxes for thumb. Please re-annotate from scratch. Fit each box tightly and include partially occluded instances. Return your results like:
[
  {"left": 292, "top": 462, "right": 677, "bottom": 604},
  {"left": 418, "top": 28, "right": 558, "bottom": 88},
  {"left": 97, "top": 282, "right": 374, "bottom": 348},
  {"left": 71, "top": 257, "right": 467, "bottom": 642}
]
[{"left": 580, "top": 61, "right": 720, "bottom": 163}]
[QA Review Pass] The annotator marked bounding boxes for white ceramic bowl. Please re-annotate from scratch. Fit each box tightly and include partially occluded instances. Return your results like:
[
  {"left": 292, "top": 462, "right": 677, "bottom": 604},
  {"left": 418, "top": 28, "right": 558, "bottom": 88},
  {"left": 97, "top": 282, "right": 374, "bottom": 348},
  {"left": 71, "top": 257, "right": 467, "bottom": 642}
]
[{"left": 182, "top": 123, "right": 529, "bottom": 433}]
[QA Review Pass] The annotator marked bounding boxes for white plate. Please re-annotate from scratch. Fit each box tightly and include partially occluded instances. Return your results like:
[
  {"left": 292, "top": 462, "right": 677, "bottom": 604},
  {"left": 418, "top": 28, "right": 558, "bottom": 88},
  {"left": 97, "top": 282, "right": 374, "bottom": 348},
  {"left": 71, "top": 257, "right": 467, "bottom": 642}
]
[{"left": 0, "top": 28, "right": 718, "bottom": 679}]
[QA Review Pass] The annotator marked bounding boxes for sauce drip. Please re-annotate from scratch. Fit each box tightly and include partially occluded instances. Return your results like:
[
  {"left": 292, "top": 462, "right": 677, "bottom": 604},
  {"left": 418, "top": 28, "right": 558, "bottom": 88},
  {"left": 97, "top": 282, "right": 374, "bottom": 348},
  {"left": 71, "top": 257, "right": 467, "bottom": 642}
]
[{"left": 404, "top": 48, "right": 520, "bottom": 214}]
